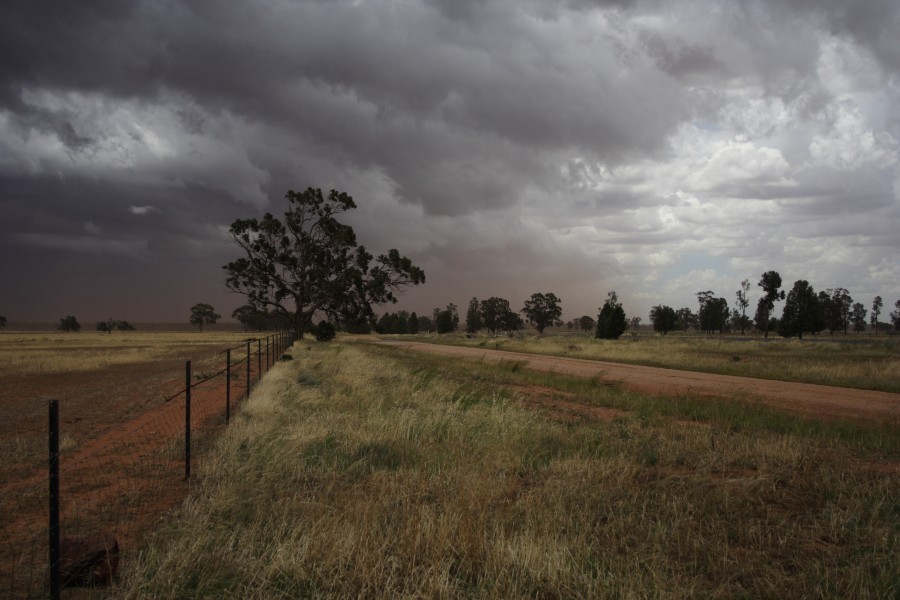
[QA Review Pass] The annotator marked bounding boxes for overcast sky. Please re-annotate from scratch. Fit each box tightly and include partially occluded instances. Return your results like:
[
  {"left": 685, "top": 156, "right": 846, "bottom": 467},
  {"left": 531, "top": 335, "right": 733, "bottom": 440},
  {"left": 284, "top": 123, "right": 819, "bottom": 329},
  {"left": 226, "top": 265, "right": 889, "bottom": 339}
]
[{"left": 1, "top": 0, "right": 898, "bottom": 325}]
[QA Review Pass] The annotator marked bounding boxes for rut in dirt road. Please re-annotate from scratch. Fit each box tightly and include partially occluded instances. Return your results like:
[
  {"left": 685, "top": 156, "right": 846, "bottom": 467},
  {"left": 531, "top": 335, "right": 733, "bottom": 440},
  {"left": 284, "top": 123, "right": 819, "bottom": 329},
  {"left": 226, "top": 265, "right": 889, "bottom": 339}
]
[{"left": 373, "top": 339, "right": 900, "bottom": 422}]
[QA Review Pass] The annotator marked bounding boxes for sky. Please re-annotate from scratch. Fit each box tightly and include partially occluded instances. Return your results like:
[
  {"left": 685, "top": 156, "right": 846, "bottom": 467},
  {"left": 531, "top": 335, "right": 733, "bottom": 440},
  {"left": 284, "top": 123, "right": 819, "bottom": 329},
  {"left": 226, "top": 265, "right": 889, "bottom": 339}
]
[{"left": 1, "top": 0, "right": 899, "bottom": 325}]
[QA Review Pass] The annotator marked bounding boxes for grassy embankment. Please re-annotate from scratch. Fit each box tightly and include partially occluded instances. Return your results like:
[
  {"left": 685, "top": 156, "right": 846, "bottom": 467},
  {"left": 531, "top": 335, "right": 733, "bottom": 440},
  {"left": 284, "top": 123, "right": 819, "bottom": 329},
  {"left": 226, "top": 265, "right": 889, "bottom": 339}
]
[
  {"left": 118, "top": 339, "right": 899, "bottom": 598},
  {"left": 413, "top": 332, "right": 900, "bottom": 393}
]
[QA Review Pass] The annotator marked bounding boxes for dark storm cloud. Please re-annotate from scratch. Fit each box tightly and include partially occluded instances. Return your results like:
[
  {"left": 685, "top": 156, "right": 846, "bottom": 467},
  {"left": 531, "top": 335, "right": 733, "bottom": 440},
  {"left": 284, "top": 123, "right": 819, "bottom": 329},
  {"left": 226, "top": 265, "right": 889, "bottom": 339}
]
[{"left": 0, "top": 0, "right": 898, "bottom": 321}]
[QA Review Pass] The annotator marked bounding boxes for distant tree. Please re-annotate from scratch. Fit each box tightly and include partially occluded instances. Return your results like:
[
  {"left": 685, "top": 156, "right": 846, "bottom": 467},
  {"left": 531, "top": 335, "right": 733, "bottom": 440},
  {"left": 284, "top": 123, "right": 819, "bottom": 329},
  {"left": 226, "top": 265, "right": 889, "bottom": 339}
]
[
  {"left": 408, "top": 312, "right": 419, "bottom": 334},
  {"left": 417, "top": 314, "right": 434, "bottom": 333},
  {"left": 233, "top": 305, "right": 267, "bottom": 331},
  {"left": 465, "top": 297, "right": 482, "bottom": 334},
  {"left": 434, "top": 303, "right": 460, "bottom": 334},
  {"left": 448, "top": 303, "right": 460, "bottom": 331},
  {"left": 851, "top": 302, "right": 867, "bottom": 333},
  {"left": 58, "top": 316, "right": 81, "bottom": 332},
  {"left": 565, "top": 320, "right": 575, "bottom": 331},
  {"left": 596, "top": 291, "right": 627, "bottom": 340},
  {"left": 97, "top": 319, "right": 112, "bottom": 334},
  {"left": 521, "top": 292, "right": 563, "bottom": 334},
  {"left": 819, "top": 288, "right": 852, "bottom": 335},
  {"left": 190, "top": 303, "right": 221, "bottom": 332},
  {"left": 435, "top": 310, "right": 454, "bottom": 334},
  {"left": 871, "top": 296, "right": 883, "bottom": 334},
  {"left": 376, "top": 311, "right": 410, "bottom": 334},
  {"left": 735, "top": 279, "right": 751, "bottom": 334},
  {"left": 650, "top": 305, "right": 676, "bottom": 335},
  {"left": 756, "top": 271, "right": 785, "bottom": 338},
  {"left": 395, "top": 310, "right": 410, "bottom": 334},
  {"left": 117, "top": 320, "right": 136, "bottom": 331},
  {"left": 223, "top": 188, "right": 425, "bottom": 339},
  {"left": 480, "top": 297, "right": 519, "bottom": 333},
  {"left": 578, "top": 315, "right": 596, "bottom": 333},
  {"left": 631, "top": 317, "right": 641, "bottom": 332},
  {"left": 0, "top": 315, "right": 6, "bottom": 327},
  {"left": 698, "top": 292, "right": 729, "bottom": 334},
  {"left": 312, "top": 321, "right": 336, "bottom": 342},
  {"left": 779, "top": 280, "right": 821, "bottom": 339},
  {"left": 890, "top": 299, "right": 900, "bottom": 331},
  {"left": 674, "top": 307, "right": 697, "bottom": 331}
]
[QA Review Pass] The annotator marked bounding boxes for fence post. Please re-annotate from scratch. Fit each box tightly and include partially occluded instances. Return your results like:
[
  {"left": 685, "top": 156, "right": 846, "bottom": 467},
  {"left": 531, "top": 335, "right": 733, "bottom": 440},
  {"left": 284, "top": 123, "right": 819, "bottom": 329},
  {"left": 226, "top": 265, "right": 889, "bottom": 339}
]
[
  {"left": 257, "top": 339, "right": 262, "bottom": 383},
  {"left": 185, "top": 360, "right": 191, "bottom": 480},
  {"left": 49, "top": 400, "right": 61, "bottom": 600},
  {"left": 266, "top": 336, "right": 270, "bottom": 370},
  {"left": 226, "top": 348, "right": 231, "bottom": 425},
  {"left": 246, "top": 341, "right": 251, "bottom": 399}
]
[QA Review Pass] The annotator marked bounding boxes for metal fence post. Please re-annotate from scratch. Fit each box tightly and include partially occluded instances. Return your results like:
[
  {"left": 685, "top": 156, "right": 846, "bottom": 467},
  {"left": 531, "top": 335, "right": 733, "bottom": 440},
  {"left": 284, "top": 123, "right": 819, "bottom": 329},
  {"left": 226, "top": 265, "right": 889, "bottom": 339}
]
[
  {"left": 185, "top": 360, "right": 191, "bottom": 480},
  {"left": 246, "top": 341, "right": 251, "bottom": 399},
  {"left": 226, "top": 348, "right": 231, "bottom": 425},
  {"left": 49, "top": 400, "right": 61, "bottom": 600},
  {"left": 266, "top": 335, "right": 270, "bottom": 370},
  {"left": 257, "top": 339, "right": 262, "bottom": 383}
]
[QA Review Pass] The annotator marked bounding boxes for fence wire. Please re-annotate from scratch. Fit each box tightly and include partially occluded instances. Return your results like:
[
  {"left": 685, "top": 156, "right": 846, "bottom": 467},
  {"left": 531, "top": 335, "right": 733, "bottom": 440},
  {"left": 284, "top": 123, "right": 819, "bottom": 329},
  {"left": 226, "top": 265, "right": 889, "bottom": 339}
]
[{"left": 0, "top": 332, "right": 294, "bottom": 598}]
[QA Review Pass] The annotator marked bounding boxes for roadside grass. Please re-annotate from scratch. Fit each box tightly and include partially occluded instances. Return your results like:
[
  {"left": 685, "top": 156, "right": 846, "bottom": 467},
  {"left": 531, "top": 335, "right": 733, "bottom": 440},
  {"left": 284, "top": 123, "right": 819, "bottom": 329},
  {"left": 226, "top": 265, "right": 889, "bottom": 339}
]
[
  {"left": 0, "top": 331, "right": 266, "bottom": 376},
  {"left": 414, "top": 332, "right": 900, "bottom": 393},
  {"left": 119, "top": 340, "right": 898, "bottom": 598}
]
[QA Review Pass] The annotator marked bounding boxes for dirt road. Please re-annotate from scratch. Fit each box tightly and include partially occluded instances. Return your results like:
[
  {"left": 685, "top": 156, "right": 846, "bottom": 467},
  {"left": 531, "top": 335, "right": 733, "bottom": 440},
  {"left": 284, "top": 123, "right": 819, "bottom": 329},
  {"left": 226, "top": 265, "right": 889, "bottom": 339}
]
[{"left": 373, "top": 340, "right": 900, "bottom": 422}]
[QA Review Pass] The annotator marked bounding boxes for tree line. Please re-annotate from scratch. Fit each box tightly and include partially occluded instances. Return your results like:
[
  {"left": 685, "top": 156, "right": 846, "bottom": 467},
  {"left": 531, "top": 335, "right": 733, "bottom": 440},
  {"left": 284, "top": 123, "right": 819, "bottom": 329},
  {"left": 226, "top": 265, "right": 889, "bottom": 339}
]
[
  {"left": 648, "top": 272, "right": 900, "bottom": 338},
  {"left": 215, "top": 187, "right": 900, "bottom": 340}
]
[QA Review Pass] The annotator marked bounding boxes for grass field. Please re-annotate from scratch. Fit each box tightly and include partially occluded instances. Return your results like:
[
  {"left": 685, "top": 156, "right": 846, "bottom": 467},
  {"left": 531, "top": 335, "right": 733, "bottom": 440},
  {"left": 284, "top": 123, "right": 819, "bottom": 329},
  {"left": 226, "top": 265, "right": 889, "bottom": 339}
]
[
  {"left": 413, "top": 332, "right": 900, "bottom": 393},
  {"left": 0, "top": 331, "right": 265, "bottom": 376},
  {"left": 117, "top": 338, "right": 899, "bottom": 598}
]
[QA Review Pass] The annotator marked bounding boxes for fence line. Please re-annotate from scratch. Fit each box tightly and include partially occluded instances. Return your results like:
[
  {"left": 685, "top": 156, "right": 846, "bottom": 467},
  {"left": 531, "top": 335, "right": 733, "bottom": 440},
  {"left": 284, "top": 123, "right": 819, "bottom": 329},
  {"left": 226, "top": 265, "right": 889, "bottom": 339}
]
[{"left": 0, "top": 331, "right": 295, "bottom": 598}]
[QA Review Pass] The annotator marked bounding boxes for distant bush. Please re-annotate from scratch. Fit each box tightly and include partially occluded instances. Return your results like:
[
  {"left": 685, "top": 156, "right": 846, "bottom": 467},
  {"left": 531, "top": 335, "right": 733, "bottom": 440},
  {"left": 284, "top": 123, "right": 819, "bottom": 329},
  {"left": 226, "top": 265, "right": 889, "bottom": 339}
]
[{"left": 313, "top": 321, "right": 336, "bottom": 342}]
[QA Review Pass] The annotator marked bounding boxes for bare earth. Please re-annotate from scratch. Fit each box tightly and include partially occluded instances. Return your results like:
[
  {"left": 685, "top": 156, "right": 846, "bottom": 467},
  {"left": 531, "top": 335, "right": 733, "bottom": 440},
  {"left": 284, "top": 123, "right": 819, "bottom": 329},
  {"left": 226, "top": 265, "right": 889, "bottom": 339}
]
[{"left": 373, "top": 339, "right": 900, "bottom": 422}]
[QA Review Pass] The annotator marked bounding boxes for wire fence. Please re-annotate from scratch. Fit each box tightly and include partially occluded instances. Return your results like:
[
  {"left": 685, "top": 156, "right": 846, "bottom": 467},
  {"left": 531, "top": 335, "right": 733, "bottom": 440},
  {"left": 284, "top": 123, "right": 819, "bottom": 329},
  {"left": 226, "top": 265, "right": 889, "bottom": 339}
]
[{"left": 0, "top": 331, "right": 295, "bottom": 599}]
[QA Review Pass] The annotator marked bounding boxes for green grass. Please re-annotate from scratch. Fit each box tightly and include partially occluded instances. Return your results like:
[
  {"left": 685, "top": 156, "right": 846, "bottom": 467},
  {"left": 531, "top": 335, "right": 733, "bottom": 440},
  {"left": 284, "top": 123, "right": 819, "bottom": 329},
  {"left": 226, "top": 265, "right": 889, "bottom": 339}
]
[
  {"left": 411, "top": 332, "right": 900, "bottom": 392},
  {"left": 118, "top": 340, "right": 900, "bottom": 599}
]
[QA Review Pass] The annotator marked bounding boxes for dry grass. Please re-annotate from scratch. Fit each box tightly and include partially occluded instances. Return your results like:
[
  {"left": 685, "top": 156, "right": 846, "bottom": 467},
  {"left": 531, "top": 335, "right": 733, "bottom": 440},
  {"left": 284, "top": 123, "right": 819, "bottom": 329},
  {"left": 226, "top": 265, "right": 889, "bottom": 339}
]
[
  {"left": 117, "top": 340, "right": 899, "bottom": 599},
  {"left": 417, "top": 332, "right": 900, "bottom": 392},
  {"left": 0, "top": 331, "right": 265, "bottom": 376}
]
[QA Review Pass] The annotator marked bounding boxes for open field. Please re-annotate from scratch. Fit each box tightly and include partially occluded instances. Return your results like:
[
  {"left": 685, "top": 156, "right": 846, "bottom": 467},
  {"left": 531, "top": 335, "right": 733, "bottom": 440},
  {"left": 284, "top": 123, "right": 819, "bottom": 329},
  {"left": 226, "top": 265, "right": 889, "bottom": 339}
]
[
  {"left": 117, "top": 339, "right": 899, "bottom": 598},
  {"left": 0, "top": 331, "right": 267, "bottom": 464},
  {"left": 412, "top": 332, "right": 900, "bottom": 393}
]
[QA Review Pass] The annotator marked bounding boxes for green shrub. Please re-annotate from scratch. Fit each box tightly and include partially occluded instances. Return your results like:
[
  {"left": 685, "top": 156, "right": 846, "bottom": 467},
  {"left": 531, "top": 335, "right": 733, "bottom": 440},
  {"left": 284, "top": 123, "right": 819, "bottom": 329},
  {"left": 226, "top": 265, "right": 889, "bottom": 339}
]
[{"left": 313, "top": 321, "right": 336, "bottom": 342}]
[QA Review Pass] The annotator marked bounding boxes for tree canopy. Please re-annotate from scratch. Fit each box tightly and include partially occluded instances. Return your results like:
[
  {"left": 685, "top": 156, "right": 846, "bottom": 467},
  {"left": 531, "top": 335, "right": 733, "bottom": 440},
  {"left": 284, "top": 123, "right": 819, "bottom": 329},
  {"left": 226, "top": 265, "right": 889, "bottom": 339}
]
[
  {"left": 871, "top": 296, "right": 883, "bottom": 334},
  {"left": 479, "top": 297, "right": 522, "bottom": 333},
  {"left": 755, "top": 271, "right": 785, "bottom": 338},
  {"left": 697, "top": 291, "right": 729, "bottom": 334},
  {"left": 851, "top": 302, "right": 868, "bottom": 333},
  {"left": 465, "top": 297, "right": 482, "bottom": 334},
  {"left": 578, "top": 315, "right": 596, "bottom": 333},
  {"left": 596, "top": 291, "right": 627, "bottom": 339},
  {"left": 650, "top": 305, "right": 676, "bottom": 335},
  {"left": 818, "top": 288, "right": 852, "bottom": 335},
  {"left": 735, "top": 279, "right": 751, "bottom": 334},
  {"left": 58, "top": 316, "right": 81, "bottom": 332},
  {"left": 190, "top": 303, "right": 221, "bottom": 332},
  {"left": 224, "top": 188, "right": 425, "bottom": 338},
  {"left": 778, "top": 280, "right": 820, "bottom": 339},
  {"left": 97, "top": 318, "right": 136, "bottom": 333},
  {"left": 521, "top": 292, "right": 563, "bottom": 334}
]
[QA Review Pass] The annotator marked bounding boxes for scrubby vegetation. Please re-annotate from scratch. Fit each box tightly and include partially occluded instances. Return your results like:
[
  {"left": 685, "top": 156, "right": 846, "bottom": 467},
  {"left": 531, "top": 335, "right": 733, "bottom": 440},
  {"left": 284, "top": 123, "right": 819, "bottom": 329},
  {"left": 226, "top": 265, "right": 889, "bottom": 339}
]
[{"left": 119, "top": 339, "right": 899, "bottom": 598}]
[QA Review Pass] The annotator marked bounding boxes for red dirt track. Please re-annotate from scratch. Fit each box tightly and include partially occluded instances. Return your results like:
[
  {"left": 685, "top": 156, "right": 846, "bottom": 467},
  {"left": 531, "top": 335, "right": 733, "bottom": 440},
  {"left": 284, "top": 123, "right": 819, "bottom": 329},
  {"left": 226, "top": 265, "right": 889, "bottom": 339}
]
[{"left": 373, "top": 339, "right": 900, "bottom": 422}]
